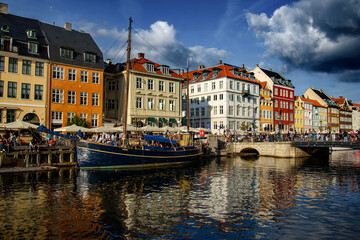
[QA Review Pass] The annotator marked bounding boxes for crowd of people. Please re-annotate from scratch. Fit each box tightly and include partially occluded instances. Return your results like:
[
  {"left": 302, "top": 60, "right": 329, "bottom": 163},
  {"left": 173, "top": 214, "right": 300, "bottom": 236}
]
[{"left": 0, "top": 132, "right": 19, "bottom": 152}]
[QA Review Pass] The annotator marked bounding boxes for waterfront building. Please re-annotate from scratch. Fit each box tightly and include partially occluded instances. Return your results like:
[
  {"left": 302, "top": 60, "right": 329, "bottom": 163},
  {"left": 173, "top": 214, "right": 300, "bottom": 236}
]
[
  {"left": 303, "top": 88, "right": 339, "bottom": 133},
  {"left": 42, "top": 22, "right": 104, "bottom": 129},
  {"left": 294, "top": 97, "right": 304, "bottom": 133},
  {"left": 181, "top": 62, "right": 260, "bottom": 134},
  {"left": 259, "top": 81, "right": 273, "bottom": 132},
  {"left": 350, "top": 102, "right": 360, "bottom": 131},
  {"left": 252, "top": 65, "right": 295, "bottom": 133},
  {"left": 302, "top": 98, "right": 324, "bottom": 132},
  {"left": 0, "top": 3, "right": 49, "bottom": 125},
  {"left": 104, "top": 53, "right": 183, "bottom": 127},
  {"left": 331, "top": 96, "right": 352, "bottom": 132}
]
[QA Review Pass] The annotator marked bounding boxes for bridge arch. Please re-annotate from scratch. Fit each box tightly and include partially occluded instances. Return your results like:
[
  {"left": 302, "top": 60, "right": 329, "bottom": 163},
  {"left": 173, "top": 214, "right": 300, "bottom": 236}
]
[{"left": 239, "top": 147, "right": 259, "bottom": 156}]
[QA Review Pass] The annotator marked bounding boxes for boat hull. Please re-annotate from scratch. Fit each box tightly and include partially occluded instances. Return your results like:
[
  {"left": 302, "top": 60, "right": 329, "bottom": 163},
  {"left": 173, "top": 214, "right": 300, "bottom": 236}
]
[{"left": 75, "top": 141, "right": 202, "bottom": 169}]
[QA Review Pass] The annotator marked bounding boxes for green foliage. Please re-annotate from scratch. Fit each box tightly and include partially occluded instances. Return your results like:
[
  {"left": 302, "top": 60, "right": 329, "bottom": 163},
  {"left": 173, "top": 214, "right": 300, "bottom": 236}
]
[
  {"left": 240, "top": 122, "right": 250, "bottom": 132},
  {"left": 67, "top": 115, "right": 87, "bottom": 127}
]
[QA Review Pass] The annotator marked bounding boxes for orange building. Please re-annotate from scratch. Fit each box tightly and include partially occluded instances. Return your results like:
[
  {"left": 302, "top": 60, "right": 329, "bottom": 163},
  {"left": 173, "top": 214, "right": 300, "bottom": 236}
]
[{"left": 41, "top": 22, "right": 104, "bottom": 129}]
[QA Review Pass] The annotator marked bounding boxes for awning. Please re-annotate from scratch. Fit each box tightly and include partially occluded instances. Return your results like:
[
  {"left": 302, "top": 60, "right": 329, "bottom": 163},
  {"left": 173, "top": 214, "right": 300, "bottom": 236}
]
[
  {"left": 144, "top": 134, "right": 176, "bottom": 144},
  {"left": 170, "top": 118, "right": 177, "bottom": 125},
  {"left": 148, "top": 117, "right": 156, "bottom": 123}
]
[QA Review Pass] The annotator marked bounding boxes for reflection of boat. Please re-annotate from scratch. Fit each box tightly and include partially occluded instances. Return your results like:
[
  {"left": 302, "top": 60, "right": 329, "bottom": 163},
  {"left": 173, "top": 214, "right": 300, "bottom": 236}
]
[{"left": 75, "top": 18, "right": 202, "bottom": 169}]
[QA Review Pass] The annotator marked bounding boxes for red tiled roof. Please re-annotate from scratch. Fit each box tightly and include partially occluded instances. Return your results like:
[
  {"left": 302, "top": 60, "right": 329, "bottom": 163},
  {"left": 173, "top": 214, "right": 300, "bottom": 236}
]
[
  {"left": 302, "top": 98, "right": 324, "bottom": 107},
  {"left": 331, "top": 97, "right": 345, "bottom": 105},
  {"left": 180, "top": 63, "right": 259, "bottom": 86}
]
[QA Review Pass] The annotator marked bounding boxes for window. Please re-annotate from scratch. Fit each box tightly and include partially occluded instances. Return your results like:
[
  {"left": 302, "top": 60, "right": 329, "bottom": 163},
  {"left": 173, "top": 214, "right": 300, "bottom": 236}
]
[
  {"left": 91, "top": 114, "right": 98, "bottom": 127},
  {"left": 204, "top": 83, "right": 208, "bottom": 91},
  {"left": 84, "top": 52, "right": 96, "bottom": 63},
  {"left": 80, "top": 92, "right": 87, "bottom": 105},
  {"left": 21, "top": 83, "right": 30, "bottom": 99},
  {"left": 219, "top": 81, "right": 223, "bottom": 89},
  {"left": 60, "top": 48, "right": 74, "bottom": 59},
  {"left": 28, "top": 42, "right": 38, "bottom": 54},
  {"left": 197, "top": 85, "right": 201, "bottom": 92},
  {"left": 237, "top": 95, "right": 241, "bottom": 102},
  {"left": 51, "top": 111, "right": 62, "bottom": 122},
  {"left": 108, "top": 81, "right": 118, "bottom": 91},
  {"left": 80, "top": 113, "right": 87, "bottom": 122},
  {"left": 35, "top": 62, "right": 44, "bottom": 76},
  {"left": 22, "top": 60, "right": 31, "bottom": 75},
  {"left": 201, "top": 107, "right": 205, "bottom": 116},
  {"left": 237, "top": 82, "right": 240, "bottom": 91},
  {"left": 159, "top": 99, "right": 164, "bottom": 110},
  {"left": 212, "top": 82, "right": 216, "bottom": 90},
  {"left": 159, "top": 81, "right": 164, "bottom": 91},
  {"left": 191, "top": 86, "right": 194, "bottom": 93},
  {"left": 213, "top": 106, "right": 217, "bottom": 115},
  {"left": 0, "top": 80, "right": 3, "bottom": 97},
  {"left": 92, "top": 93, "right": 99, "bottom": 106},
  {"left": 253, "top": 86, "right": 257, "bottom": 94},
  {"left": 67, "top": 112, "right": 75, "bottom": 123},
  {"left": 169, "top": 100, "right": 174, "bottom": 111},
  {"left": 229, "top": 106, "right": 234, "bottom": 115},
  {"left": 148, "top": 98, "right": 154, "bottom": 109},
  {"left": 190, "top": 108, "right": 194, "bottom": 117},
  {"left": 148, "top": 79, "right": 154, "bottom": 90},
  {"left": 290, "top": 91, "right": 293, "bottom": 98},
  {"left": 214, "top": 121, "right": 217, "bottom": 130},
  {"left": 230, "top": 81, "right": 234, "bottom": 89},
  {"left": 136, "top": 78, "right": 142, "bottom": 89},
  {"left": 68, "top": 69, "right": 76, "bottom": 81},
  {"left": 53, "top": 66, "right": 64, "bottom": 79},
  {"left": 7, "top": 82, "right": 17, "bottom": 98},
  {"left": 229, "top": 94, "right": 234, "bottom": 101},
  {"left": 80, "top": 71, "right": 88, "bottom": 83},
  {"left": 220, "top": 106, "right": 224, "bottom": 114},
  {"left": 136, "top": 97, "right": 143, "bottom": 108},
  {"left": 52, "top": 89, "right": 63, "bottom": 103},
  {"left": 214, "top": 95, "right": 217, "bottom": 101},
  {"left": 8, "top": 58, "right": 18, "bottom": 73},
  {"left": 68, "top": 90, "right": 75, "bottom": 104},
  {"left": 6, "top": 109, "right": 16, "bottom": 123},
  {"left": 275, "top": 88, "right": 278, "bottom": 96},
  {"left": 91, "top": 72, "right": 100, "bottom": 84},
  {"left": 0, "top": 56, "right": 4, "bottom": 72},
  {"left": 146, "top": 63, "right": 154, "bottom": 72},
  {"left": 219, "top": 94, "right": 223, "bottom": 100},
  {"left": 34, "top": 85, "right": 43, "bottom": 100},
  {"left": 27, "top": 29, "right": 37, "bottom": 39},
  {"left": 169, "top": 82, "right": 175, "bottom": 93}
]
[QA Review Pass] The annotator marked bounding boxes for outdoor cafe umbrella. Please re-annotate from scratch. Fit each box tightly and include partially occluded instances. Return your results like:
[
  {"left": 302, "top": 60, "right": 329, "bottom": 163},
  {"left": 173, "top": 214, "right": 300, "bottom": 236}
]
[
  {"left": 115, "top": 125, "right": 142, "bottom": 132},
  {"left": 140, "top": 125, "right": 163, "bottom": 132},
  {"left": 1, "top": 120, "right": 38, "bottom": 130},
  {"left": 90, "top": 126, "right": 119, "bottom": 133},
  {"left": 53, "top": 124, "right": 92, "bottom": 133},
  {"left": 160, "top": 126, "right": 179, "bottom": 133}
]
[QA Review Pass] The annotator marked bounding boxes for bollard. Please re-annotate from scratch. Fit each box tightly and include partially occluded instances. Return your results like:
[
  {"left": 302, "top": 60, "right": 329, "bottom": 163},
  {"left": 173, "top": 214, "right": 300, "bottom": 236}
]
[
  {"left": 36, "top": 153, "right": 41, "bottom": 166},
  {"left": 48, "top": 151, "right": 52, "bottom": 165}
]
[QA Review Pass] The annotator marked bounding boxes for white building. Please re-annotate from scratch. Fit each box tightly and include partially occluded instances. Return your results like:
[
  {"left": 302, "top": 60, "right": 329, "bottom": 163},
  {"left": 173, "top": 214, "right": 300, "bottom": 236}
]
[{"left": 181, "top": 62, "right": 260, "bottom": 134}]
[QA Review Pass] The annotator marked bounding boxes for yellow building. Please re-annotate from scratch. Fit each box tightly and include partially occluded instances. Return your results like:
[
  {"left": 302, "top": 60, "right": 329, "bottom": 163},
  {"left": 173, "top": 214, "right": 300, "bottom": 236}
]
[
  {"left": 0, "top": 6, "right": 49, "bottom": 125},
  {"left": 259, "top": 81, "right": 273, "bottom": 131},
  {"left": 294, "top": 96, "right": 304, "bottom": 133}
]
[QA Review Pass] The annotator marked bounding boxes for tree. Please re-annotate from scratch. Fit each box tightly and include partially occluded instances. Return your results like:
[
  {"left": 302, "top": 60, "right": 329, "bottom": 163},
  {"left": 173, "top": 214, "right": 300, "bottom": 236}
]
[
  {"left": 67, "top": 115, "right": 87, "bottom": 127},
  {"left": 240, "top": 122, "right": 250, "bottom": 132}
]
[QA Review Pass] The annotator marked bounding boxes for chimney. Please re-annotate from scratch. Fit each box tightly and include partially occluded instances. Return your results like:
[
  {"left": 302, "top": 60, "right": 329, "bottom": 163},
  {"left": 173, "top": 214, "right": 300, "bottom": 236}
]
[
  {"left": 241, "top": 64, "right": 244, "bottom": 68},
  {"left": 181, "top": 69, "right": 184, "bottom": 75},
  {"left": 340, "top": 96, "right": 343, "bottom": 98},
  {"left": 198, "top": 65, "right": 202, "bottom": 70},
  {"left": 269, "top": 68, "right": 272, "bottom": 71},
  {"left": 256, "top": 64, "right": 259, "bottom": 68},
  {"left": 106, "top": 59, "right": 112, "bottom": 64},
  {"left": 218, "top": 60, "right": 222, "bottom": 64},
  {"left": 0, "top": 3, "right": 8, "bottom": 14},
  {"left": 64, "top": 22, "right": 72, "bottom": 31},
  {"left": 138, "top": 53, "right": 144, "bottom": 59}
]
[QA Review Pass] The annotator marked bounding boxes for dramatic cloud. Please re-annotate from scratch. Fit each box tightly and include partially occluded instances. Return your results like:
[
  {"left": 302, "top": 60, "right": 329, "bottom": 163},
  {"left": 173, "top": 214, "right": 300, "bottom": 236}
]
[
  {"left": 79, "top": 21, "right": 228, "bottom": 69},
  {"left": 246, "top": 0, "right": 360, "bottom": 81}
]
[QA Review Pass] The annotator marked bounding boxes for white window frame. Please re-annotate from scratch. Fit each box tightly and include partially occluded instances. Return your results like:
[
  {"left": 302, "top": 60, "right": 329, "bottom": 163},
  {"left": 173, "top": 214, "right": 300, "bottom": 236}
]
[
  {"left": 80, "top": 92, "right": 87, "bottom": 105},
  {"left": 52, "top": 89, "right": 63, "bottom": 103},
  {"left": 53, "top": 66, "right": 64, "bottom": 80}
]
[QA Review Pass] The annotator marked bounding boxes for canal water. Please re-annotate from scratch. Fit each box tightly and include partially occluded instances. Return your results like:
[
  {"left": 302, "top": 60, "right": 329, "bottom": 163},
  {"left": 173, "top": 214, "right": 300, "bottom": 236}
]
[{"left": 1, "top": 151, "right": 360, "bottom": 239}]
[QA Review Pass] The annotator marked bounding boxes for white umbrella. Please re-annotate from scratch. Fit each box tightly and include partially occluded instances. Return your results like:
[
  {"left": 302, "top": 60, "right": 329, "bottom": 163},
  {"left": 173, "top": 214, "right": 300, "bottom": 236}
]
[
  {"left": 180, "top": 126, "right": 197, "bottom": 132},
  {"left": 160, "top": 126, "right": 179, "bottom": 133},
  {"left": 54, "top": 124, "right": 92, "bottom": 133},
  {"left": 91, "top": 126, "right": 119, "bottom": 133},
  {"left": 115, "top": 125, "right": 142, "bottom": 132},
  {"left": 140, "top": 125, "right": 163, "bottom": 132},
  {"left": 2, "top": 120, "right": 38, "bottom": 129}
]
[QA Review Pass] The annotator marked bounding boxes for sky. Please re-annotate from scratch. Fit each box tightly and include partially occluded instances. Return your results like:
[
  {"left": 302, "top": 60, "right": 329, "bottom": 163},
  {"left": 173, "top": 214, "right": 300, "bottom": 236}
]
[{"left": 5, "top": 0, "right": 360, "bottom": 103}]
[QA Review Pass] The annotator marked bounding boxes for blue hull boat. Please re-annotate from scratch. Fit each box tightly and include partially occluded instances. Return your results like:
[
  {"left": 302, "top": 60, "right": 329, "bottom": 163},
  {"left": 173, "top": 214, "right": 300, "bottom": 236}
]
[{"left": 75, "top": 139, "right": 202, "bottom": 169}]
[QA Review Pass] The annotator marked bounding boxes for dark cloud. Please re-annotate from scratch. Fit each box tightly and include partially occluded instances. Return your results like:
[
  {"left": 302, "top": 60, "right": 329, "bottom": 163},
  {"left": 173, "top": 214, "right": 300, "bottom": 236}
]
[{"left": 246, "top": 0, "right": 360, "bottom": 81}]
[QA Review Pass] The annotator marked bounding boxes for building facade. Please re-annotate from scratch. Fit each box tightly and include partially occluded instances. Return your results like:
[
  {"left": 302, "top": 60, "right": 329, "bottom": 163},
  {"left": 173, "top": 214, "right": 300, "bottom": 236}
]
[
  {"left": 294, "top": 97, "right": 304, "bottom": 133},
  {"left": 182, "top": 62, "right": 260, "bottom": 134},
  {"left": 0, "top": 4, "right": 49, "bottom": 125},
  {"left": 259, "top": 81, "right": 273, "bottom": 132},
  {"left": 104, "top": 53, "right": 183, "bottom": 127},
  {"left": 331, "top": 96, "right": 352, "bottom": 132},
  {"left": 252, "top": 65, "right": 295, "bottom": 133}
]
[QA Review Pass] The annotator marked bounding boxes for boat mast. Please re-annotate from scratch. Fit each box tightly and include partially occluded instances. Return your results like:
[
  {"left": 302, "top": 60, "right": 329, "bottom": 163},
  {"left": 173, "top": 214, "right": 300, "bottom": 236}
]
[
  {"left": 123, "top": 17, "right": 132, "bottom": 144},
  {"left": 186, "top": 60, "right": 190, "bottom": 133}
]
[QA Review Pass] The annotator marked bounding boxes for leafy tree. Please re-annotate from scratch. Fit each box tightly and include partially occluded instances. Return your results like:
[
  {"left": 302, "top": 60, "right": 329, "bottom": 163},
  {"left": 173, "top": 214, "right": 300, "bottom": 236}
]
[
  {"left": 67, "top": 115, "right": 87, "bottom": 127},
  {"left": 240, "top": 122, "right": 250, "bottom": 132}
]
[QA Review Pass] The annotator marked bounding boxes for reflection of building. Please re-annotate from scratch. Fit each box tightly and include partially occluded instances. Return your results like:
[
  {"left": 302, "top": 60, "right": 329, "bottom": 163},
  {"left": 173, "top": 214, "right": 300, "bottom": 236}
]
[
  {"left": 0, "top": 4, "right": 49, "bottom": 125},
  {"left": 182, "top": 62, "right": 260, "bottom": 133},
  {"left": 252, "top": 65, "right": 295, "bottom": 132},
  {"left": 104, "top": 53, "right": 183, "bottom": 127}
]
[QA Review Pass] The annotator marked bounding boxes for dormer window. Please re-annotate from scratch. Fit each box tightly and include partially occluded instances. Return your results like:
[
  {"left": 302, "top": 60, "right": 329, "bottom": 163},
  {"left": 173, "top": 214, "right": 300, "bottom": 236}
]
[
  {"left": 212, "top": 68, "right": 221, "bottom": 78},
  {"left": 28, "top": 42, "right": 38, "bottom": 54},
  {"left": 60, "top": 48, "right": 74, "bottom": 59},
  {"left": 27, "top": 29, "right": 37, "bottom": 39},
  {"left": 1, "top": 25, "right": 9, "bottom": 32},
  {"left": 202, "top": 70, "right": 210, "bottom": 80},
  {"left": 144, "top": 63, "right": 155, "bottom": 73},
  {"left": 84, "top": 52, "right": 96, "bottom": 63},
  {"left": 159, "top": 65, "right": 169, "bottom": 75},
  {"left": 193, "top": 72, "right": 201, "bottom": 81}
]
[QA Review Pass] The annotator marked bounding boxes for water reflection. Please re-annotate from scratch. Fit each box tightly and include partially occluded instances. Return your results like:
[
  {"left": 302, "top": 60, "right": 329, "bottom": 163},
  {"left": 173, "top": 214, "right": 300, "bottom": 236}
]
[{"left": 1, "top": 151, "right": 360, "bottom": 239}]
